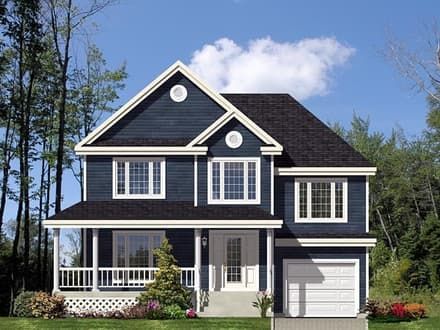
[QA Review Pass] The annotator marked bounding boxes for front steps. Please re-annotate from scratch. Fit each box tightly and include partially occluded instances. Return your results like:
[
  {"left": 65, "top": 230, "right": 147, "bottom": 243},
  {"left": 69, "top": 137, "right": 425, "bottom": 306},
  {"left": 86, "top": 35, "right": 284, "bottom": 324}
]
[{"left": 199, "top": 291, "right": 260, "bottom": 317}]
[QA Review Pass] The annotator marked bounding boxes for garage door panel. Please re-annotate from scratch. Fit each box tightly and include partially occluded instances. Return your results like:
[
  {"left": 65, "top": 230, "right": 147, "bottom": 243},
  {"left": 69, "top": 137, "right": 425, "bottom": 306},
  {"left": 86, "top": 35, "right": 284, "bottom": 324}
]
[
  {"left": 286, "top": 277, "right": 355, "bottom": 290},
  {"left": 284, "top": 260, "right": 358, "bottom": 317},
  {"left": 287, "top": 303, "right": 356, "bottom": 317},
  {"left": 287, "top": 263, "right": 355, "bottom": 277},
  {"left": 288, "top": 289, "right": 356, "bottom": 302}
]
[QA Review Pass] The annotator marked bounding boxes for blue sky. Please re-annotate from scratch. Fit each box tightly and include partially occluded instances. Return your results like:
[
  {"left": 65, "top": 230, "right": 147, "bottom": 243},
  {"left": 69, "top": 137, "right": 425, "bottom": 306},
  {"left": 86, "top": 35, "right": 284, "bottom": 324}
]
[{"left": 4, "top": 0, "right": 440, "bottom": 251}]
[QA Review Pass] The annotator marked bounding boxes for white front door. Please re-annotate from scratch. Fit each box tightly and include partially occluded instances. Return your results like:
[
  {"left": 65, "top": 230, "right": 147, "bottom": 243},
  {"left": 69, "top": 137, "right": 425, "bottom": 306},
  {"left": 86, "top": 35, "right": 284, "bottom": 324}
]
[{"left": 209, "top": 230, "right": 259, "bottom": 291}]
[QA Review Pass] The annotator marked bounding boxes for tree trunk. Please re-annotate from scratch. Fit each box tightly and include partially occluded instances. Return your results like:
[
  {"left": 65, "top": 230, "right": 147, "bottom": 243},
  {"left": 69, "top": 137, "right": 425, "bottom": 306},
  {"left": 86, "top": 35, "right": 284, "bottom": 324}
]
[
  {"left": 376, "top": 208, "right": 395, "bottom": 252},
  {"left": 0, "top": 108, "right": 13, "bottom": 235},
  {"left": 43, "top": 157, "right": 51, "bottom": 291},
  {"left": 37, "top": 139, "right": 46, "bottom": 287}
]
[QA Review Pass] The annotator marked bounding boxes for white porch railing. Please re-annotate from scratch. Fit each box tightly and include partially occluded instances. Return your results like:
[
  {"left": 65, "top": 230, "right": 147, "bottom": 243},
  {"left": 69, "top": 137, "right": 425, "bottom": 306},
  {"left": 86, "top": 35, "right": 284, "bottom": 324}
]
[{"left": 59, "top": 267, "right": 195, "bottom": 289}]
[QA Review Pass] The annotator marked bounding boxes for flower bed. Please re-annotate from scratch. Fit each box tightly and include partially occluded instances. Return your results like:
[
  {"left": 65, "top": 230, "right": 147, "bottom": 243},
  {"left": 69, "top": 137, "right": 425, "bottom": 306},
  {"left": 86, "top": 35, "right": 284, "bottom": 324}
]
[{"left": 366, "top": 299, "right": 426, "bottom": 321}]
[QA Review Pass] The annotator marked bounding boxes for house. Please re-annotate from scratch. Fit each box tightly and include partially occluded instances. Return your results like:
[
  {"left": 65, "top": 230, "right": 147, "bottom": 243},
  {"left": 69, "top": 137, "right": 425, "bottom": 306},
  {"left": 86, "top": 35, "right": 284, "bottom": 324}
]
[{"left": 43, "top": 61, "right": 377, "bottom": 318}]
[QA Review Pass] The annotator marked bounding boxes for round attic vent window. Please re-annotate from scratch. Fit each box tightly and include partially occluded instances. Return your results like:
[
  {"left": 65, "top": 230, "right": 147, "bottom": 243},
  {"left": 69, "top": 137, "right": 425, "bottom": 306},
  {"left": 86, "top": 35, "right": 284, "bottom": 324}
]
[
  {"left": 225, "top": 131, "right": 243, "bottom": 149},
  {"left": 170, "top": 84, "right": 187, "bottom": 102}
]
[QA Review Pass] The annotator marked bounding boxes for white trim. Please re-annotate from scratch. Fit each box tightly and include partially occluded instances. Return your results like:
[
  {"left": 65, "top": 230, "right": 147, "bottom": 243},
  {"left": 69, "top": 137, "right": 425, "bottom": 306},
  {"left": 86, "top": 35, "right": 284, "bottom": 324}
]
[
  {"left": 76, "top": 146, "right": 208, "bottom": 156},
  {"left": 111, "top": 230, "right": 165, "bottom": 267},
  {"left": 92, "top": 228, "right": 99, "bottom": 292},
  {"left": 43, "top": 219, "right": 283, "bottom": 229},
  {"left": 83, "top": 156, "right": 87, "bottom": 201},
  {"left": 75, "top": 61, "right": 282, "bottom": 153},
  {"left": 275, "top": 237, "right": 377, "bottom": 247},
  {"left": 194, "top": 155, "right": 198, "bottom": 207},
  {"left": 276, "top": 167, "right": 377, "bottom": 176},
  {"left": 207, "top": 157, "right": 261, "bottom": 205},
  {"left": 194, "top": 229, "right": 201, "bottom": 312},
  {"left": 266, "top": 229, "right": 274, "bottom": 292},
  {"left": 270, "top": 155, "right": 274, "bottom": 215},
  {"left": 366, "top": 176, "right": 369, "bottom": 232},
  {"left": 53, "top": 228, "right": 60, "bottom": 294},
  {"left": 112, "top": 157, "right": 166, "bottom": 199},
  {"left": 187, "top": 111, "right": 283, "bottom": 152},
  {"left": 294, "top": 177, "right": 348, "bottom": 223},
  {"left": 283, "top": 258, "right": 360, "bottom": 317},
  {"left": 366, "top": 248, "right": 370, "bottom": 300}
]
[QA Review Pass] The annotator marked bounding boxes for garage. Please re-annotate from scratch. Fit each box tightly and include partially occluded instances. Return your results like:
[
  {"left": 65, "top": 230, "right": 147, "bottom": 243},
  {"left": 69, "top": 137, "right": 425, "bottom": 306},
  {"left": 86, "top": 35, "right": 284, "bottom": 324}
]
[{"left": 283, "top": 259, "right": 359, "bottom": 317}]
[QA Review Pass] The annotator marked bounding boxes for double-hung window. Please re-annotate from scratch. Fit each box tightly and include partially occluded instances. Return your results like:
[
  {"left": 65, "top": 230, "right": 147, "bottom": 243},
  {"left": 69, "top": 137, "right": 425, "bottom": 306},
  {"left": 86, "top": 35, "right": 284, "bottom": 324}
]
[
  {"left": 208, "top": 158, "right": 260, "bottom": 204},
  {"left": 295, "top": 178, "right": 348, "bottom": 223},
  {"left": 113, "top": 231, "right": 164, "bottom": 268},
  {"left": 113, "top": 158, "right": 165, "bottom": 199}
]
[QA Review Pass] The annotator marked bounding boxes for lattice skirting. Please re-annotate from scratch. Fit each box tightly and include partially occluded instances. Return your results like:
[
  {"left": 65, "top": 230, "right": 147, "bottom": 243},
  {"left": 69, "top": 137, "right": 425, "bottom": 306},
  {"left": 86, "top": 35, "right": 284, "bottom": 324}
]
[{"left": 64, "top": 297, "right": 137, "bottom": 312}]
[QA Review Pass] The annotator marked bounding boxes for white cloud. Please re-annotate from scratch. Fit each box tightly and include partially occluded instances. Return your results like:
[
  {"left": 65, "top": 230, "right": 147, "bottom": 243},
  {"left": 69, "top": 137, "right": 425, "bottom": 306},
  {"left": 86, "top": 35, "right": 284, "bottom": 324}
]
[{"left": 189, "top": 37, "right": 355, "bottom": 100}]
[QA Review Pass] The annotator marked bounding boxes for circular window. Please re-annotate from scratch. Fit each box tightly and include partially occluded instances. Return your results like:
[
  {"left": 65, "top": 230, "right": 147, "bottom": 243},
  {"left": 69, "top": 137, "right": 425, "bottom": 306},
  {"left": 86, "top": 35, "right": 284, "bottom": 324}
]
[
  {"left": 170, "top": 84, "right": 187, "bottom": 102},
  {"left": 225, "top": 131, "right": 243, "bottom": 149}
]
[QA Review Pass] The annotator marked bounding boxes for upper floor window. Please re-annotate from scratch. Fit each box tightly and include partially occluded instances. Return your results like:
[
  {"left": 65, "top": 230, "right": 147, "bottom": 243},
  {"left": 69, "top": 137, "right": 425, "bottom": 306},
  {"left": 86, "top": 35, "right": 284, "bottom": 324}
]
[
  {"left": 208, "top": 158, "right": 260, "bottom": 204},
  {"left": 295, "top": 178, "right": 347, "bottom": 223},
  {"left": 113, "top": 158, "right": 165, "bottom": 199}
]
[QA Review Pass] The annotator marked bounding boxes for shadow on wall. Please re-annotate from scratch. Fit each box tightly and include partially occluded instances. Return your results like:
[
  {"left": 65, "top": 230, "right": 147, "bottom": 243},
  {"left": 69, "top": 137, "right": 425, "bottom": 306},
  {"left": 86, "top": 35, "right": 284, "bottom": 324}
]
[{"left": 285, "top": 258, "right": 325, "bottom": 317}]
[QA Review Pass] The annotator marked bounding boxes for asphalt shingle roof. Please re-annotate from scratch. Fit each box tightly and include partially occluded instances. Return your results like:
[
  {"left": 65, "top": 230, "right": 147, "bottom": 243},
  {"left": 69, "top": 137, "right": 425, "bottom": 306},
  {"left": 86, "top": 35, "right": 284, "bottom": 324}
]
[{"left": 48, "top": 200, "right": 281, "bottom": 221}]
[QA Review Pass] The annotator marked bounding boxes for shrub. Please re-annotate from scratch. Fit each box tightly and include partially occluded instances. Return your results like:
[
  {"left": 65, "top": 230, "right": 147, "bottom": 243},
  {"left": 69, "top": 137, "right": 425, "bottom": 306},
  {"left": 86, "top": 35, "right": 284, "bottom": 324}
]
[
  {"left": 30, "top": 292, "right": 65, "bottom": 319},
  {"left": 365, "top": 299, "right": 392, "bottom": 318},
  {"left": 13, "top": 291, "right": 35, "bottom": 317},
  {"left": 391, "top": 303, "right": 405, "bottom": 318},
  {"left": 122, "top": 304, "right": 149, "bottom": 319},
  {"left": 144, "top": 300, "right": 163, "bottom": 319},
  {"left": 137, "top": 239, "right": 192, "bottom": 309},
  {"left": 252, "top": 291, "right": 274, "bottom": 318},
  {"left": 163, "top": 304, "right": 186, "bottom": 319},
  {"left": 404, "top": 303, "right": 426, "bottom": 319}
]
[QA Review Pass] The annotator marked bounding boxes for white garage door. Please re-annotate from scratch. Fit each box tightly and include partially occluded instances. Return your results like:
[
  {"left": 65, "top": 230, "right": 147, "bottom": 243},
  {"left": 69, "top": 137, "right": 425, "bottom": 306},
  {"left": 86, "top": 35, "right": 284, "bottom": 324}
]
[{"left": 284, "top": 259, "right": 359, "bottom": 317}]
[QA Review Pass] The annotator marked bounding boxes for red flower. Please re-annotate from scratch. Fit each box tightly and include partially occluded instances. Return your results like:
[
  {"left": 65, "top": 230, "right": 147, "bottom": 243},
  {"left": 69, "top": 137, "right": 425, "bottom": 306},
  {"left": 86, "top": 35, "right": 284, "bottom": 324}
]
[{"left": 391, "top": 303, "right": 405, "bottom": 318}]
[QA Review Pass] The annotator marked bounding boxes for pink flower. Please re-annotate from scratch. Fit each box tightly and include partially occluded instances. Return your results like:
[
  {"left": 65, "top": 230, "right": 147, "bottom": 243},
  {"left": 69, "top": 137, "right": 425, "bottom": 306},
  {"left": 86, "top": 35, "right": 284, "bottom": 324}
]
[{"left": 186, "top": 308, "right": 197, "bottom": 318}]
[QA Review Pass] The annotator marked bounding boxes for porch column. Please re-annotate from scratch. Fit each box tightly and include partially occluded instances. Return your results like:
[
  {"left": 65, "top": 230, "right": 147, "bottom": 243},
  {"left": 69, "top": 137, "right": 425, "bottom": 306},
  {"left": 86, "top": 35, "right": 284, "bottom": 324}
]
[
  {"left": 52, "top": 228, "right": 60, "bottom": 294},
  {"left": 92, "top": 228, "right": 99, "bottom": 292},
  {"left": 194, "top": 229, "right": 202, "bottom": 312},
  {"left": 266, "top": 229, "right": 274, "bottom": 293}
]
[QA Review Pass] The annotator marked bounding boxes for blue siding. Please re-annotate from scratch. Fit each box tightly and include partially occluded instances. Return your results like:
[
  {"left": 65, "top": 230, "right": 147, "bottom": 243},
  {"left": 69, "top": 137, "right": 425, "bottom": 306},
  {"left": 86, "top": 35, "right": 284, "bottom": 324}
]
[
  {"left": 86, "top": 156, "right": 194, "bottom": 202},
  {"left": 95, "top": 73, "right": 224, "bottom": 142},
  {"left": 274, "top": 247, "right": 367, "bottom": 313},
  {"left": 197, "top": 119, "right": 271, "bottom": 212},
  {"left": 275, "top": 176, "right": 366, "bottom": 236}
]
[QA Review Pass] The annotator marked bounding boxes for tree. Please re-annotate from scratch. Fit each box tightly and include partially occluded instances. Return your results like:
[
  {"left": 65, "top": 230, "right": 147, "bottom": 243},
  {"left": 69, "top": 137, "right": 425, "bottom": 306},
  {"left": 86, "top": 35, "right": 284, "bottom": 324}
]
[{"left": 137, "top": 239, "right": 192, "bottom": 309}]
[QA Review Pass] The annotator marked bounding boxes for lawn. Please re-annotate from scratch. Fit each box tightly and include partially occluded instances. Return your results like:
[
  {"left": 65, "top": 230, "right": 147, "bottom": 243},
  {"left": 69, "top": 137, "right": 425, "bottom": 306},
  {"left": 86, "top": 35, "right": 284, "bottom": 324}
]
[{"left": 0, "top": 317, "right": 270, "bottom": 330}]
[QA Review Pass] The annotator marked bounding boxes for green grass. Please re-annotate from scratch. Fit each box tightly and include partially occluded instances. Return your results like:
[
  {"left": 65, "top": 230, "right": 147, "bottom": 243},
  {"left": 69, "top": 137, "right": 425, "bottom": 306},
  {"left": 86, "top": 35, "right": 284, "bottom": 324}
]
[{"left": 0, "top": 317, "right": 270, "bottom": 330}]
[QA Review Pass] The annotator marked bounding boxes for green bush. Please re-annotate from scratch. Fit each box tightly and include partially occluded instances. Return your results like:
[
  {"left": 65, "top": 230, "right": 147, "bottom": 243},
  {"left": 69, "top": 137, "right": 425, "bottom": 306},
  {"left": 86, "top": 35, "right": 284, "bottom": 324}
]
[
  {"left": 30, "top": 291, "right": 65, "bottom": 319},
  {"left": 137, "top": 239, "right": 191, "bottom": 309},
  {"left": 13, "top": 291, "right": 35, "bottom": 317},
  {"left": 372, "top": 258, "right": 411, "bottom": 297},
  {"left": 163, "top": 304, "right": 186, "bottom": 319}
]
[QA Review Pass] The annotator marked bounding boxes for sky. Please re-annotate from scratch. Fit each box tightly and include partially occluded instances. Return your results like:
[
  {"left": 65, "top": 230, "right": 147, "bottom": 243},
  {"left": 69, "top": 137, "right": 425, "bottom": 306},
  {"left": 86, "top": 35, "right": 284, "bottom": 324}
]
[{"left": 4, "top": 0, "right": 440, "bottom": 253}]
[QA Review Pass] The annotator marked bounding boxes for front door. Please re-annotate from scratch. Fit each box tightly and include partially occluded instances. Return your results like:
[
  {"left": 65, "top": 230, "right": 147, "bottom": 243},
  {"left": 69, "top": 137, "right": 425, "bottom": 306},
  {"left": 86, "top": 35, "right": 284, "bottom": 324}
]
[{"left": 209, "top": 230, "right": 259, "bottom": 291}]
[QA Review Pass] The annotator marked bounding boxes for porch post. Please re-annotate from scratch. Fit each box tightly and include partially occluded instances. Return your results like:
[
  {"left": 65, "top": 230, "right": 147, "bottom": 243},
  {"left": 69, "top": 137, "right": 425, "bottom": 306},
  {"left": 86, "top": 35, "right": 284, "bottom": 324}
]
[
  {"left": 52, "top": 228, "right": 60, "bottom": 294},
  {"left": 92, "top": 228, "right": 99, "bottom": 292},
  {"left": 266, "top": 229, "right": 274, "bottom": 293},
  {"left": 194, "top": 229, "right": 202, "bottom": 312}
]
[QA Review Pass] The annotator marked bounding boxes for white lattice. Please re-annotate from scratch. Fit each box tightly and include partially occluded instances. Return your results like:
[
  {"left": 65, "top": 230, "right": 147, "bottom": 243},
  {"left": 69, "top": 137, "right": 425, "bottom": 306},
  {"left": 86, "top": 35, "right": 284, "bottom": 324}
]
[{"left": 64, "top": 297, "right": 136, "bottom": 312}]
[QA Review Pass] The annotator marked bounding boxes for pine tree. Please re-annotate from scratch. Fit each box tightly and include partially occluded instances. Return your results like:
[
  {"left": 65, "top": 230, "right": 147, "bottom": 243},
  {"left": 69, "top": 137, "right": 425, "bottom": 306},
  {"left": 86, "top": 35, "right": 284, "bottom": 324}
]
[{"left": 137, "top": 239, "right": 191, "bottom": 309}]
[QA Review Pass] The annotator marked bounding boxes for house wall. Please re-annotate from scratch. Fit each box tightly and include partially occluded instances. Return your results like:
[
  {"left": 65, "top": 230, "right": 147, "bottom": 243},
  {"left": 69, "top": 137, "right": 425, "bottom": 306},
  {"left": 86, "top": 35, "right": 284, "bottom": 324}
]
[
  {"left": 94, "top": 72, "right": 224, "bottom": 142},
  {"left": 273, "top": 247, "right": 367, "bottom": 313},
  {"left": 274, "top": 176, "right": 367, "bottom": 236}
]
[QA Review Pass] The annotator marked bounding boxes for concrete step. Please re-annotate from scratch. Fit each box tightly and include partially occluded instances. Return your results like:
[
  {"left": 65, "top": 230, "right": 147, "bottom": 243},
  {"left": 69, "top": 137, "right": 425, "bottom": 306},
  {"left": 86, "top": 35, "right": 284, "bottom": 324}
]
[{"left": 199, "top": 291, "right": 260, "bottom": 317}]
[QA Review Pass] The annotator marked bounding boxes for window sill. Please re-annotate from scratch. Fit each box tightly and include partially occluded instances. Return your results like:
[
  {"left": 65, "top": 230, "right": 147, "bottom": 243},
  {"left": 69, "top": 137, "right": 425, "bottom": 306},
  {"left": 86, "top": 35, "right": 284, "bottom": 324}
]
[
  {"left": 207, "top": 199, "right": 261, "bottom": 205},
  {"left": 113, "top": 194, "right": 165, "bottom": 200},
  {"left": 295, "top": 218, "right": 348, "bottom": 223}
]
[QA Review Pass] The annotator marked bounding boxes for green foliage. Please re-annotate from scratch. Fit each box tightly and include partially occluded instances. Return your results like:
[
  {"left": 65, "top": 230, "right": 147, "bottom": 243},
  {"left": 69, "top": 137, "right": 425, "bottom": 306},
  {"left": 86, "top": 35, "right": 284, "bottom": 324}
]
[
  {"left": 252, "top": 291, "right": 274, "bottom": 318},
  {"left": 137, "top": 239, "right": 191, "bottom": 310},
  {"left": 370, "top": 241, "right": 392, "bottom": 272},
  {"left": 13, "top": 291, "right": 35, "bottom": 317},
  {"left": 372, "top": 259, "right": 411, "bottom": 297},
  {"left": 162, "top": 304, "right": 186, "bottom": 319},
  {"left": 30, "top": 292, "right": 65, "bottom": 319}
]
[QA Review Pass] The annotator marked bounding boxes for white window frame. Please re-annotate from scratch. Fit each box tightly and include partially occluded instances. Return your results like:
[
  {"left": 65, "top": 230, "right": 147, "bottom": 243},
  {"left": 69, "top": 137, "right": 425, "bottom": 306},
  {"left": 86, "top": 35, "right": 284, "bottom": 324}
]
[
  {"left": 112, "top": 157, "right": 166, "bottom": 199},
  {"left": 207, "top": 157, "right": 261, "bottom": 205},
  {"left": 112, "top": 230, "right": 165, "bottom": 267},
  {"left": 294, "top": 177, "right": 348, "bottom": 223}
]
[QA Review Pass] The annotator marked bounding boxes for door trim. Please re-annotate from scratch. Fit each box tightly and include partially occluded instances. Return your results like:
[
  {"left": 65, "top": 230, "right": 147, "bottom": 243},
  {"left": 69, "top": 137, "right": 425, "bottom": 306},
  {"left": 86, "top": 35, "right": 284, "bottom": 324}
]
[
  {"left": 283, "top": 258, "right": 360, "bottom": 318},
  {"left": 209, "top": 230, "right": 259, "bottom": 292}
]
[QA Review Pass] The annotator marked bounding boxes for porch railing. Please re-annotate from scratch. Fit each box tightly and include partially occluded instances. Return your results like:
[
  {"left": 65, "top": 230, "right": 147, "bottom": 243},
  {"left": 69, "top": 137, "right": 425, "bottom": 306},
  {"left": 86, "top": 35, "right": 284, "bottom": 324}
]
[{"left": 59, "top": 267, "right": 195, "bottom": 289}]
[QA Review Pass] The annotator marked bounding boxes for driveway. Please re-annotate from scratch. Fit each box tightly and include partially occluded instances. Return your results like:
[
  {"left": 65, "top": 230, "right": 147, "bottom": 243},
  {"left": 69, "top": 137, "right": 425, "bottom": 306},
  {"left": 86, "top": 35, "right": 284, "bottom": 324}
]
[{"left": 273, "top": 317, "right": 367, "bottom": 330}]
